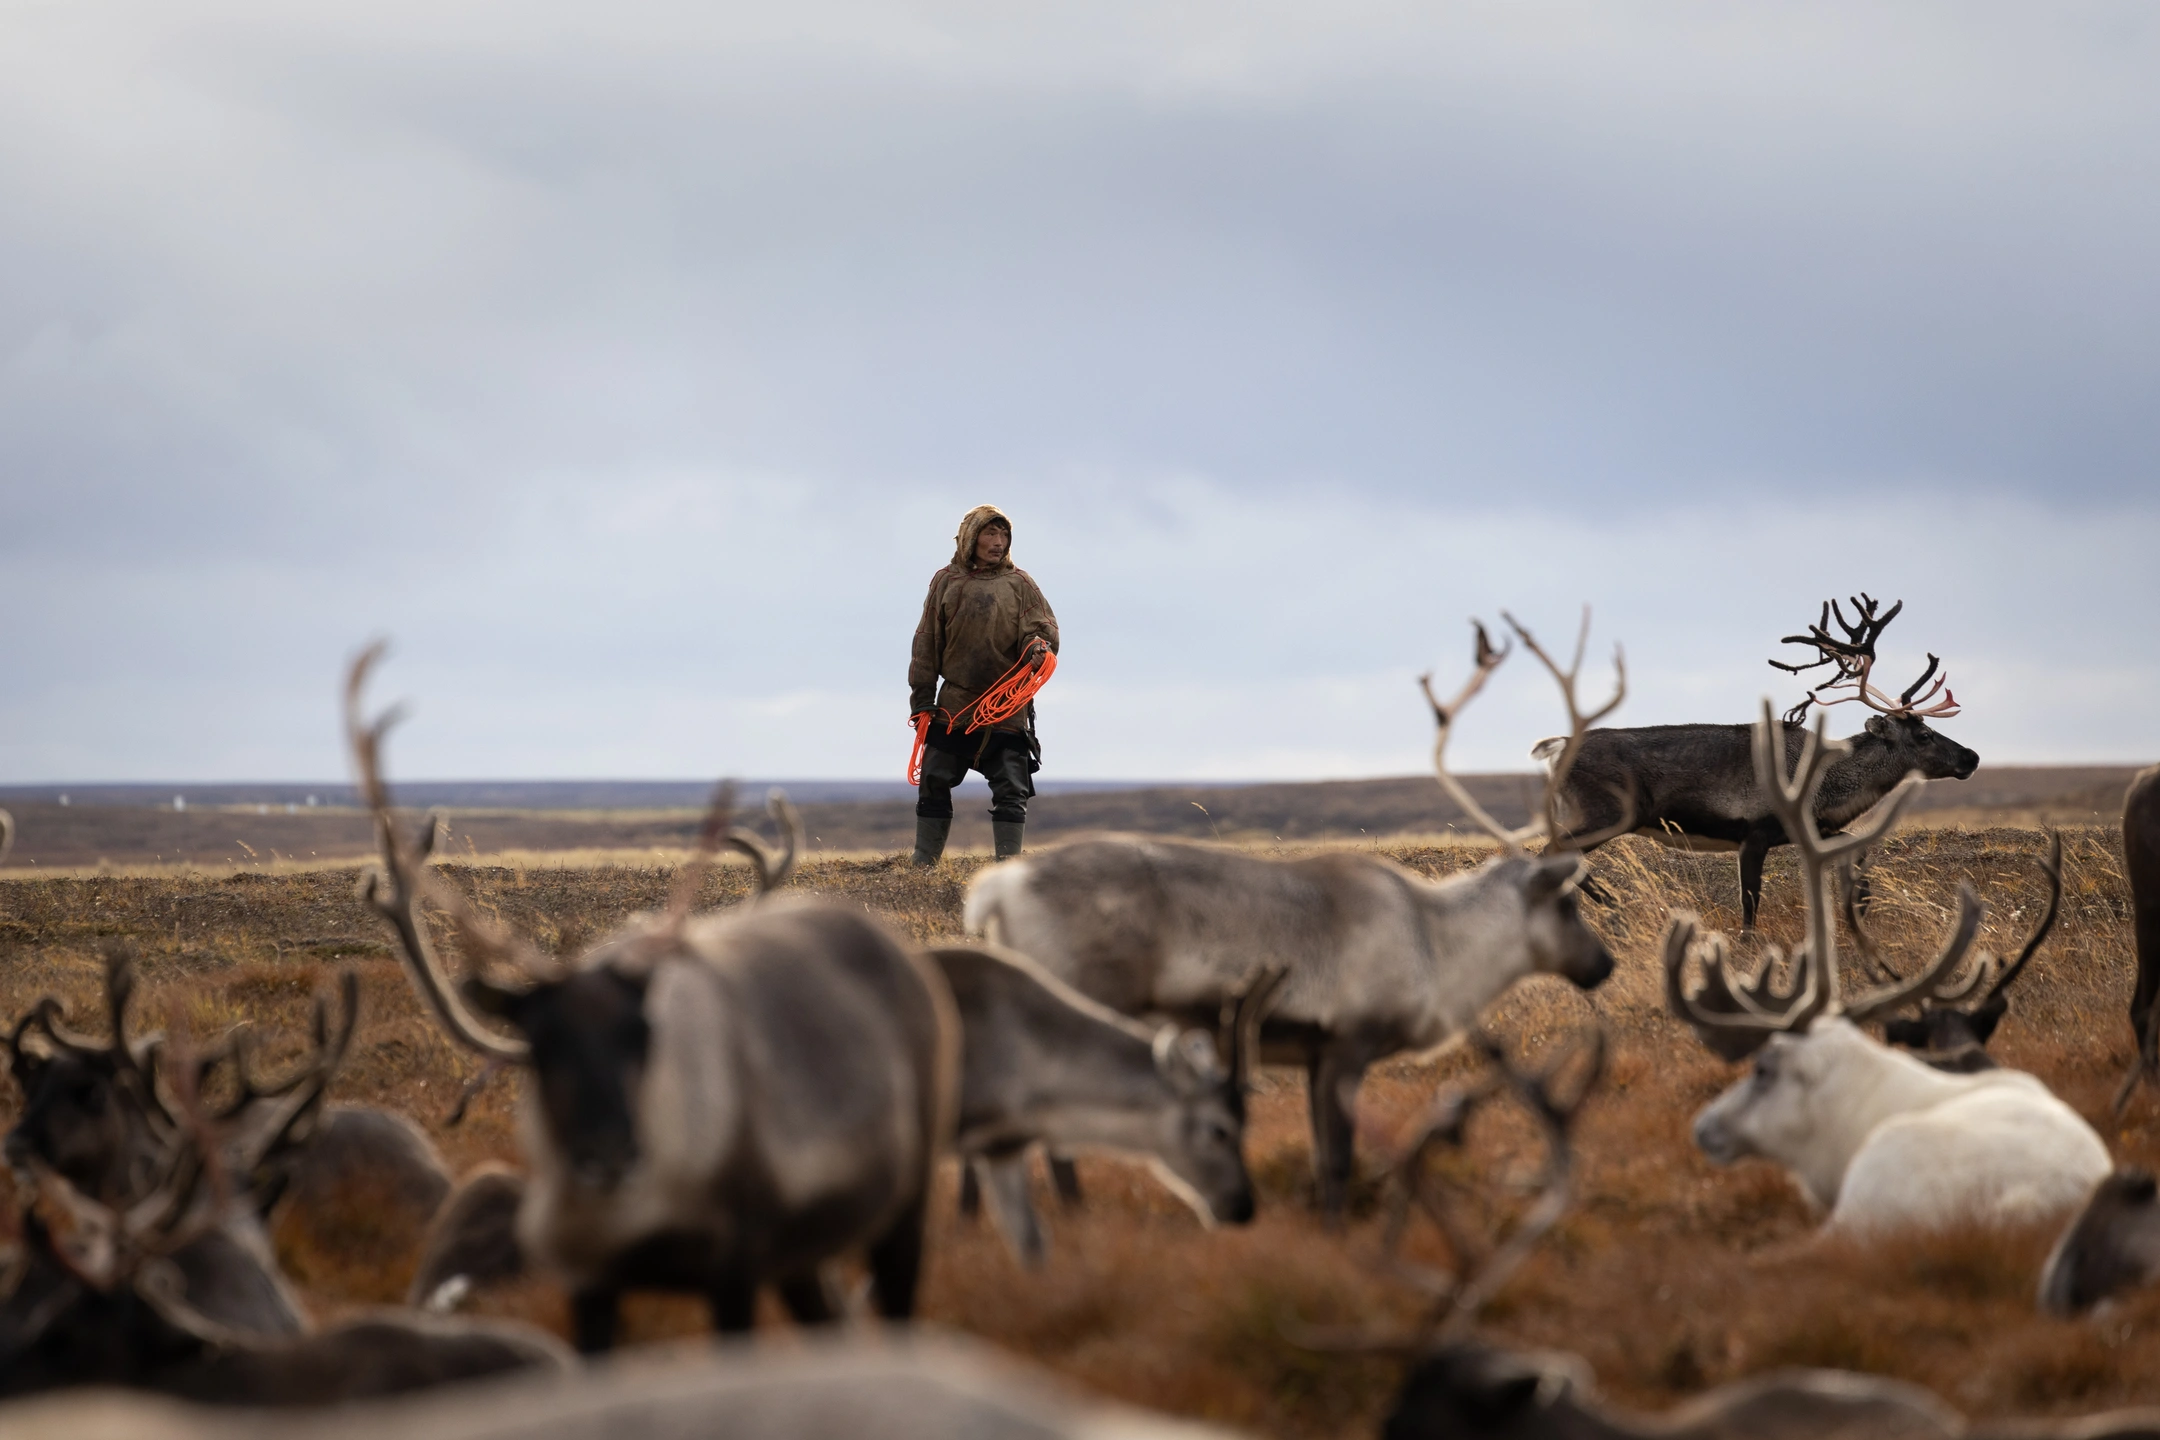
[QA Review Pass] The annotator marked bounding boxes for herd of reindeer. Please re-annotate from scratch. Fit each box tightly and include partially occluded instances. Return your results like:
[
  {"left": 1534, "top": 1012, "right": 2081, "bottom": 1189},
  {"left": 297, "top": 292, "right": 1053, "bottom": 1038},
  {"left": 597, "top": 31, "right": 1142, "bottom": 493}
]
[{"left": 2, "top": 598, "right": 2160, "bottom": 1438}]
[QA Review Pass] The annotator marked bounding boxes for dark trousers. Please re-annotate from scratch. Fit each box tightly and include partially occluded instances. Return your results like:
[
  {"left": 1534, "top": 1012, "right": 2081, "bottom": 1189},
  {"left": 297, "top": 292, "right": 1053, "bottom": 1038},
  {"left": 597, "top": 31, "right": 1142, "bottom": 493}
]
[{"left": 916, "top": 733, "right": 1035, "bottom": 824}]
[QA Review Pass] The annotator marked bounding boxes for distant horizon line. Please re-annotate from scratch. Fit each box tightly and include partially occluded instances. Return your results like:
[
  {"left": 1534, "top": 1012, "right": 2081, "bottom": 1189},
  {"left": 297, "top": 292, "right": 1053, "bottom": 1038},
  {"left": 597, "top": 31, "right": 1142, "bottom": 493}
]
[{"left": 0, "top": 760, "right": 2145, "bottom": 804}]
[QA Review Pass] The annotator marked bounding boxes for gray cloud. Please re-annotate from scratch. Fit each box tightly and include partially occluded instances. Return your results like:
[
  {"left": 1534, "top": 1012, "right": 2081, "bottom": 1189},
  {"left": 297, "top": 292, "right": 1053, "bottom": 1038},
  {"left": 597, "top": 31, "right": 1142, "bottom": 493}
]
[{"left": 3, "top": 2, "right": 2156, "bottom": 780}]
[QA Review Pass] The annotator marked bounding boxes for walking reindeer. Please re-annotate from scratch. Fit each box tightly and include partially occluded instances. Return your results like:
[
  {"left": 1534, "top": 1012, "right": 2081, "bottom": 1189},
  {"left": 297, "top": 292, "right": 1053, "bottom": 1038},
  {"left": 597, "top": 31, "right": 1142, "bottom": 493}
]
[
  {"left": 1544, "top": 595, "right": 1978, "bottom": 928},
  {"left": 346, "top": 646, "right": 956, "bottom": 1351},
  {"left": 967, "top": 611, "right": 1627, "bottom": 1216},
  {"left": 1666, "top": 704, "right": 2107, "bottom": 1236}
]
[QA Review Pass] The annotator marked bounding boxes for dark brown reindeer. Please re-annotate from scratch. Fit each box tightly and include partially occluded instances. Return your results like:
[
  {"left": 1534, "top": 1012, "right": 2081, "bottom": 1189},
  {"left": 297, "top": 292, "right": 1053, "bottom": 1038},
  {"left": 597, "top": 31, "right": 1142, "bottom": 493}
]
[
  {"left": 1543, "top": 595, "right": 1978, "bottom": 929},
  {"left": 2115, "top": 764, "right": 2160, "bottom": 1109},
  {"left": 346, "top": 646, "right": 955, "bottom": 1353},
  {"left": 3, "top": 953, "right": 358, "bottom": 1336},
  {"left": 0, "top": 1106, "right": 567, "bottom": 1403}
]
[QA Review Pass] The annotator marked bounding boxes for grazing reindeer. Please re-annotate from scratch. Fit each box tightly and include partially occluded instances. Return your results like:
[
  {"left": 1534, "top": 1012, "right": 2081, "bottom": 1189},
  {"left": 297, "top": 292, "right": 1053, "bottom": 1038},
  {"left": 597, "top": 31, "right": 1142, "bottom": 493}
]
[
  {"left": 0, "top": 1130, "right": 567, "bottom": 1402},
  {"left": 3, "top": 954, "right": 357, "bottom": 1335},
  {"left": 1876, "top": 832, "right": 2062, "bottom": 1073},
  {"left": 346, "top": 646, "right": 956, "bottom": 1352},
  {"left": 2116, "top": 765, "right": 2160, "bottom": 1108},
  {"left": 0, "top": 809, "right": 13, "bottom": 865},
  {"left": 1668, "top": 704, "right": 2108, "bottom": 1236},
  {"left": 1544, "top": 595, "right": 1978, "bottom": 928},
  {"left": 966, "top": 612, "right": 1624, "bottom": 1217},
  {"left": 927, "top": 944, "right": 1278, "bottom": 1265}
]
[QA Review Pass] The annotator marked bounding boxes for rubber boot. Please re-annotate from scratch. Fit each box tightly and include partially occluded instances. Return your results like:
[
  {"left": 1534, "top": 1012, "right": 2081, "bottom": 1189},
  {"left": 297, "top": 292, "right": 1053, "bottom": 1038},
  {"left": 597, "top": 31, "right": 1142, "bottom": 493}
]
[
  {"left": 992, "top": 820, "right": 1024, "bottom": 861},
  {"left": 912, "top": 816, "right": 951, "bottom": 868}
]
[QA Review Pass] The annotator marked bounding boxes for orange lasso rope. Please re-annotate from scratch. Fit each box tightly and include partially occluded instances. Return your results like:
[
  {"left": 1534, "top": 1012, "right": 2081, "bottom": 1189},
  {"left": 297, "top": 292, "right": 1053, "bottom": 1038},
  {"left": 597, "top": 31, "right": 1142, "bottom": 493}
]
[{"left": 907, "top": 638, "right": 1058, "bottom": 785}]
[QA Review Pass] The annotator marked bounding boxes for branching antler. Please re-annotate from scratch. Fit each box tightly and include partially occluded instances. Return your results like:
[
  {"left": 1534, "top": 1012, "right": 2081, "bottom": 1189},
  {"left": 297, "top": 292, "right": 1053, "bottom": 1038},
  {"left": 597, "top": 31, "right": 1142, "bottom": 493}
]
[
  {"left": 346, "top": 643, "right": 535, "bottom": 1065},
  {"left": 1420, "top": 609, "right": 1627, "bottom": 855},
  {"left": 1378, "top": 1026, "right": 1605, "bottom": 1342},
  {"left": 1664, "top": 703, "right": 1990, "bottom": 1057},
  {"left": 725, "top": 790, "right": 804, "bottom": 898},
  {"left": 1770, "top": 594, "right": 1960, "bottom": 725}
]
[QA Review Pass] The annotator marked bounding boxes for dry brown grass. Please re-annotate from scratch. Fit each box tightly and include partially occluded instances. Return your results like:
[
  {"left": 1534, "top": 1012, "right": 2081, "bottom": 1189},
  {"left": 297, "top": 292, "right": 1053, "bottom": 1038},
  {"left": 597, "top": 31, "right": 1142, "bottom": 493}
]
[{"left": 1, "top": 826, "right": 2155, "bottom": 1435}]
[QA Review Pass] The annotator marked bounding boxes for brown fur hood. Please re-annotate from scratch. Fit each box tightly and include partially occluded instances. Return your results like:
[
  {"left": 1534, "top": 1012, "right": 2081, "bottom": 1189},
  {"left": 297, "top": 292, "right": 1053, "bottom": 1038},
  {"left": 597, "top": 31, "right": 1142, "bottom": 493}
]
[{"left": 950, "top": 504, "right": 1015, "bottom": 573}]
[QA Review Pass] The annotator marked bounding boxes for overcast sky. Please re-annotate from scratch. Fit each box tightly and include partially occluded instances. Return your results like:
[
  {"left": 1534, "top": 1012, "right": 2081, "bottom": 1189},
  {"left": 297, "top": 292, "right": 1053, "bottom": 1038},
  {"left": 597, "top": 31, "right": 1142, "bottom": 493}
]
[{"left": 3, "top": 1, "right": 2156, "bottom": 782}]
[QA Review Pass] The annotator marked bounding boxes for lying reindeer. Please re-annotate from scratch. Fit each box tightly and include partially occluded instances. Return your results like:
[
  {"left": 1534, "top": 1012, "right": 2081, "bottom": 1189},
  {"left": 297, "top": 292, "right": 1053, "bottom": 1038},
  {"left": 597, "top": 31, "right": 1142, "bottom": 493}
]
[
  {"left": 407, "top": 1165, "right": 527, "bottom": 1312},
  {"left": 0, "top": 1119, "right": 567, "bottom": 1403},
  {"left": 1666, "top": 704, "right": 2109, "bottom": 1237},
  {"left": 927, "top": 943, "right": 1278, "bottom": 1265},
  {"left": 966, "top": 612, "right": 1625, "bottom": 1217},
  {"left": 3, "top": 953, "right": 358, "bottom": 1336},
  {"left": 347, "top": 646, "right": 956, "bottom": 1351}
]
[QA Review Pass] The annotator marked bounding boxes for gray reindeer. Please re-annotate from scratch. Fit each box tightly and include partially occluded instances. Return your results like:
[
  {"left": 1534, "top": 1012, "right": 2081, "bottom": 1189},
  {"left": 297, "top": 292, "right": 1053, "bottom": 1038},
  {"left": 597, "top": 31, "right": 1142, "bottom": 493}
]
[{"left": 347, "top": 646, "right": 956, "bottom": 1352}]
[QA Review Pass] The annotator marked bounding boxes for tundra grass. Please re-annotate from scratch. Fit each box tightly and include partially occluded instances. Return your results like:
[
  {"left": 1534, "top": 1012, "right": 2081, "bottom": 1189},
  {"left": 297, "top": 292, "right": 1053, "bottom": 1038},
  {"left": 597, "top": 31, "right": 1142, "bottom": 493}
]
[{"left": 0, "top": 827, "right": 2152, "bottom": 1437}]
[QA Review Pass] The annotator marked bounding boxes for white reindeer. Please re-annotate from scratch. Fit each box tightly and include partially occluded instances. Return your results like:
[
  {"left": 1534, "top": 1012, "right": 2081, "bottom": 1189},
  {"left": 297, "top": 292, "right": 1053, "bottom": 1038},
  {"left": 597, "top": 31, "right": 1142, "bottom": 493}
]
[{"left": 1668, "top": 703, "right": 2109, "bottom": 1236}]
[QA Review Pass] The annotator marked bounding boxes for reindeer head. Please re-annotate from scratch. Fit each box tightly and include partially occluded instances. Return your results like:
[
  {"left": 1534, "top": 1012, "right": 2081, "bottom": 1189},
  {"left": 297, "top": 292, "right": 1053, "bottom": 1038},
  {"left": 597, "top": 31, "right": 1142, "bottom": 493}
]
[
  {"left": 345, "top": 644, "right": 801, "bottom": 1197},
  {"left": 2040, "top": 1168, "right": 2160, "bottom": 1316},
  {"left": 1770, "top": 594, "right": 1978, "bottom": 780},
  {"left": 5, "top": 949, "right": 168, "bottom": 1204},
  {"left": 1144, "top": 967, "right": 1288, "bottom": 1227}
]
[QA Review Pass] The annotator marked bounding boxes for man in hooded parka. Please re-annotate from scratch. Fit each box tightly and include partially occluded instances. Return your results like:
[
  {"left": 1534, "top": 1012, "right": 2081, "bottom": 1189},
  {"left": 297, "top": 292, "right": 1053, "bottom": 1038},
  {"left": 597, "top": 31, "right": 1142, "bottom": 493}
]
[{"left": 908, "top": 505, "right": 1060, "bottom": 865}]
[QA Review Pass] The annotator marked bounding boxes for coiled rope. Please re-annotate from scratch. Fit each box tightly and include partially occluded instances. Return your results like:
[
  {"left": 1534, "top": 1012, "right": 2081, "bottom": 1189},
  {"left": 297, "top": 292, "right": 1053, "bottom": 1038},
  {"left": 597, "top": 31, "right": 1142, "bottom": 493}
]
[{"left": 907, "top": 637, "right": 1057, "bottom": 784}]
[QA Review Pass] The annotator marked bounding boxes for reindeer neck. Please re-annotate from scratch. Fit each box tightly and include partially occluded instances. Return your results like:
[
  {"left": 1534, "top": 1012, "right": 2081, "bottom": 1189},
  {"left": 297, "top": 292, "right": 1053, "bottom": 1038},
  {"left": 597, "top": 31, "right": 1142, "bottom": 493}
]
[
  {"left": 1411, "top": 859, "right": 1536, "bottom": 1038},
  {"left": 1810, "top": 726, "right": 1911, "bottom": 830}
]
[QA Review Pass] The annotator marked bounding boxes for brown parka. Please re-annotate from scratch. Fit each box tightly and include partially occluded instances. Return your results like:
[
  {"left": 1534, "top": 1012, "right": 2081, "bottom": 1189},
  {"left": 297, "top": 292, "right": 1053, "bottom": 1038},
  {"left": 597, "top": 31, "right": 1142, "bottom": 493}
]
[{"left": 908, "top": 505, "right": 1060, "bottom": 738}]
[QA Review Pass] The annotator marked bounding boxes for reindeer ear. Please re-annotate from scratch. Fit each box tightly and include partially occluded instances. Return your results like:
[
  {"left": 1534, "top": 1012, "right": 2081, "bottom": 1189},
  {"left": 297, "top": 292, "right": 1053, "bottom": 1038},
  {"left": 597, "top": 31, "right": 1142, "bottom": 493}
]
[
  {"left": 1524, "top": 855, "right": 1586, "bottom": 904},
  {"left": 1865, "top": 714, "right": 1892, "bottom": 738},
  {"left": 1152, "top": 1027, "right": 1219, "bottom": 1093}
]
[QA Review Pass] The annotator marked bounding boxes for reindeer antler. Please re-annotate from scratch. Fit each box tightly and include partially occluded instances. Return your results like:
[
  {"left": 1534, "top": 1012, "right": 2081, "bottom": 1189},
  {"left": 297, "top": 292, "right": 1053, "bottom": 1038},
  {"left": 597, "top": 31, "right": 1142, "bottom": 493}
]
[
  {"left": 346, "top": 643, "right": 536, "bottom": 1065},
  {"left": 1771, "top": 595, "right": 1959, "bottom": 725},
  {"left": 725, "top": 790, "right": 804, "bottom": 898},
  {"left": 1421, "top": 609, "right": 1627, "bottom": 855},
  {"left": 1663, "top": 703, "right": 1988, "bottom": 1057},
  {"left": 1378, "top": 1026, "right": 1605, "bottom": 1341}
]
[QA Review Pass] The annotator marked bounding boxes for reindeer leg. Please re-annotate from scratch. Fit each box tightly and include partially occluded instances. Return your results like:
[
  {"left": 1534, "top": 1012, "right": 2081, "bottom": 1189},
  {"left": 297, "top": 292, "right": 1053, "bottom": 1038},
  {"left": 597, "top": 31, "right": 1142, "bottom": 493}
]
[
  {"left": 707, "top": 1272, "right": 757, "bottom": 1333},
  {"left": 570, "top": 1286, "right": 621, "bottom": 1353},
  {"left": 1047, "top": 1153, "right": 1083, "bottom": 1208},
  {"left": 866, "top": 1193, "right": 930, "bottom": 1319},
  {"left": 1739, "top": 829, "right": 1774, "bottom": 931},
  {"left": 958, "top": 1162, "right": 982, "bottom": 1218},
  {"left": 777, "top": 1270, "right": 839, "bottom": 1325},
  {"left": 1308, "top": 1041, "right": 1369, "bottom": 1223},
  {"left": 976, "top": 1155, "right": 1047, "bottom": 1269}
]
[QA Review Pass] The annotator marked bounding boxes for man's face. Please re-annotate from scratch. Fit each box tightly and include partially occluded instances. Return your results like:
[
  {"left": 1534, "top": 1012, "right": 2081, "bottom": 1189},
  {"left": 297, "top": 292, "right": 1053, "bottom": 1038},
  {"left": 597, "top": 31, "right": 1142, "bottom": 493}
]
[{"left": 974, "top": 524, "right": 1010, "bottom": 566}]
